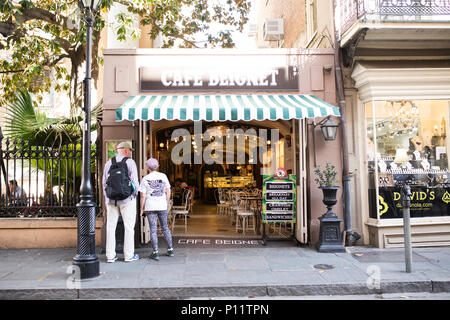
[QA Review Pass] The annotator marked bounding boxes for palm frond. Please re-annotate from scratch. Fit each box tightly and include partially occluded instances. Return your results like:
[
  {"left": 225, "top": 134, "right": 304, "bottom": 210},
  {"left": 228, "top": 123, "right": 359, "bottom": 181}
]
[{"left": 4, "top": 90, "right": 89, "bottom": 147}]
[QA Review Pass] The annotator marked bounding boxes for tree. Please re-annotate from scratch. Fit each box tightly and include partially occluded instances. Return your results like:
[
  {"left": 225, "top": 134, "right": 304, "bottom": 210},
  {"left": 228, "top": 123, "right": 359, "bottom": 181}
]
[
  {"left": 4, "top": 89, "right": 101, "bottom": 147},
  {"left": 0, "top": 0, "right": 251, "bottom": 111}
]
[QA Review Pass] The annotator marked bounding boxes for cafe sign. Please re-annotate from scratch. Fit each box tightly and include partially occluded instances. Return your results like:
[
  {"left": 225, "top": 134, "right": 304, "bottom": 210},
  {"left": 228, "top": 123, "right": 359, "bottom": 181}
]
[
  {"left": 263, "top": 168, "right": 296, "bottom": 223},
  {"left": 140, "top": 66, "right": 299, "bottom": 92}
]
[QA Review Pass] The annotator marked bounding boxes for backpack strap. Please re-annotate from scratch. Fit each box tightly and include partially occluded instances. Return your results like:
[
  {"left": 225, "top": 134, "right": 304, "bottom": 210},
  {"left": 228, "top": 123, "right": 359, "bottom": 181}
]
[
  {"left": 112, "top": 157, "right": 117, "bottom": 165},
  {"left": 120, "top": 157, "right": 129, "bottom": 164}
]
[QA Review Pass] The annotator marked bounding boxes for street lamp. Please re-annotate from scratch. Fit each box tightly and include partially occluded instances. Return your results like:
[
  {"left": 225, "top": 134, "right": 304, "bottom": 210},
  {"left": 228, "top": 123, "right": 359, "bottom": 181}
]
[
  {"left": 72, "top": 0, "right": 102, "bottom": 280},
  {"left": 320, "top": 117, "right": 339, "bottom": 141}
]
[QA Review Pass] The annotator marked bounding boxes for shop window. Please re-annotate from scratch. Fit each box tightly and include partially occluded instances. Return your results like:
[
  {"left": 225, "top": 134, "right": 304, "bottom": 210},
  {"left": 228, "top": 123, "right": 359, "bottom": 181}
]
[{"left": 365, "top": 100, "right": 450, "bottom": 219}]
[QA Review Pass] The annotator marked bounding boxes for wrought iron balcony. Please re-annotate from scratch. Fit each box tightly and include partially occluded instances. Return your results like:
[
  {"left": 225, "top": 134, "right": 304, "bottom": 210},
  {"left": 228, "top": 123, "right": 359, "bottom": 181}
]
[{"left": 337, "top": 0, "right": 450, "bottom": 39}]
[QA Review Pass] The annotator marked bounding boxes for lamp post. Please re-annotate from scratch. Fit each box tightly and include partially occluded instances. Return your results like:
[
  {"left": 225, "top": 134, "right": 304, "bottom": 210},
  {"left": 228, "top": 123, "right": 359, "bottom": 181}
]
[{"left": 72, "top": 0, "right": 101, "bottom": 280}]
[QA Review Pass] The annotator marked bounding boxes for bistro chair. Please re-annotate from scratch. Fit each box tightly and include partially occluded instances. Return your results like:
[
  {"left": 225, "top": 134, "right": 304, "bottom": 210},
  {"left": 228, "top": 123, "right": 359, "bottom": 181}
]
[
  {"left": 171, "top": 190, "right": 191, "bottom": 233},
  {"left": 164, "top": 199, "right": 174, "bottom": 235},
  {"left": 235, "top": 194, "right": 256, "bottom": 235},
  {"left": 215, "top": 188, "right": 228, "bottom": 215},
  {"left": 189, "top": 187, "right": 195, "bottom": 214},
  {"left": 221, "top": 188, "right": 233, "bottom": 217},
  {"left": 172, "top": 188, "right": 190, "bottom": 210},
  {"left": 229, "top": 192, "right": 241, "bottom": 224}
]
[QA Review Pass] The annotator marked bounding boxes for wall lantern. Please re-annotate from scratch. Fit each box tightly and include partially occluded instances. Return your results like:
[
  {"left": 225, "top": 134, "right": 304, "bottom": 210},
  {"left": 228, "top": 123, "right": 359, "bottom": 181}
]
[
  {"left": 320, "top": 117, "right": 339, "bottom": 141},
  {"left": 309, "top": 116, "right": 340, "bottom": 167}
]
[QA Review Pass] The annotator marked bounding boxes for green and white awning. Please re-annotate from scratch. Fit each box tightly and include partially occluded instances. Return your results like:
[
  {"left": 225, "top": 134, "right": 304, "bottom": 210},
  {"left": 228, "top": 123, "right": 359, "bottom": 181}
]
[{"left": 115, "top": 94, "right": 340, "bottom": 122}]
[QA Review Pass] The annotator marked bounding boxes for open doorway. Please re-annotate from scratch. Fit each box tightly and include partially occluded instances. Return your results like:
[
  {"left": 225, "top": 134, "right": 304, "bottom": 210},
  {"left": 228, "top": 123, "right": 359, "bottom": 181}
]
[{"left": 141, "top": 120, "right": 294, "bottom": 239}]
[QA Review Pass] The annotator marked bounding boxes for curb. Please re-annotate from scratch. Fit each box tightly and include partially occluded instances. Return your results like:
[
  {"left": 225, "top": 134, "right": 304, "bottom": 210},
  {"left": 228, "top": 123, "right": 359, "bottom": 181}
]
[{"left": 1, "top": 280, "right": 446, "bottom": 299}]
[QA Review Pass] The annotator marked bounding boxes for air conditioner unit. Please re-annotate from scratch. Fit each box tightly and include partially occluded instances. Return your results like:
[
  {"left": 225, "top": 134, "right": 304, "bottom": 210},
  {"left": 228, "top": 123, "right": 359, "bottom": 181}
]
[
  {"left": 247, "top": 23, "right": 258, "bottom": 37},
  {"left": 263, "top": 19, "right": 284, "bottom": 41}
]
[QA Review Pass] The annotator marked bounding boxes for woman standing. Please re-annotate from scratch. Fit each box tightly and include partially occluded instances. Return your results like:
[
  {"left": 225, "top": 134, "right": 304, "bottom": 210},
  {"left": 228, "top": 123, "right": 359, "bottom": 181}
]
[{"left": 139, "top": 158, "right": 174, "bottom": 260}]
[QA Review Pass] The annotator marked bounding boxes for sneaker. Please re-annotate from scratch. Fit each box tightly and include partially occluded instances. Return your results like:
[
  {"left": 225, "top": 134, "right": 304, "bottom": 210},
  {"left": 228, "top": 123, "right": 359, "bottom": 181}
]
[
  {"left": 107, "top": 256, "right": 118, "bottom": 263},
  {"left": 150, "top": 251, "right": 160, "bottom": 261},
  {"left": 124, "top": 254, "right": 139, "bottom": 262},
  {"left": 166, "top": 248, "right": 174, "bottom": 257}
]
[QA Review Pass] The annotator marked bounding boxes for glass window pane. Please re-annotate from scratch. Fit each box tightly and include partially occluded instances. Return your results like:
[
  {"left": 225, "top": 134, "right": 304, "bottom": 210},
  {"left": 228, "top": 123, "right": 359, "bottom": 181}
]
[{"left": 367, "top": 100, "right": 450, "bottom": 219}]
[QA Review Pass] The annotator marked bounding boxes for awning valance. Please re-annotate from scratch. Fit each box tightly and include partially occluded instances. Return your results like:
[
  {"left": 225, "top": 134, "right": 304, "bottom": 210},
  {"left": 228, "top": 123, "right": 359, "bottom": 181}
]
[{"left": 115, "top": 94, "right": 340, "bottom": 122}]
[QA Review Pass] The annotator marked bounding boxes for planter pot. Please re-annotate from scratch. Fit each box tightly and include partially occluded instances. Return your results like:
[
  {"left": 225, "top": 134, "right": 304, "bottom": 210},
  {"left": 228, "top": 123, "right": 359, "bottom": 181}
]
[
  {"left": 321, "top": 186, "right": 339, "bottom": 213},
  {"left": 316, "top": 186, "right": 346, "bottom": 253}
]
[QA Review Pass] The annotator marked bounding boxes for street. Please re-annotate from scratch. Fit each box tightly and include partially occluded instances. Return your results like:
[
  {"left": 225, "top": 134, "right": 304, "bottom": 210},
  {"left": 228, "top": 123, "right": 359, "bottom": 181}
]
[{"left": 186, "top": 292, "right": 450, "bottom": 300}]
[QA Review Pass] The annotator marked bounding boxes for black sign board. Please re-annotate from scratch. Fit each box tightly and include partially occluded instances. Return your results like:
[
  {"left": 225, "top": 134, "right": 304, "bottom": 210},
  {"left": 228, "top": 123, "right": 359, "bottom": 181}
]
[
  {"left": 265, "top": 192, "right": 294, "bottom": 201},
  {"left": 140, "top": 66, "right": 299, "bottom": 92},
  {"left": 376, "top": 186, "right": 450, "bottom": 219},
  {"left": 266, "top": 182, "right": 294, "bottom": 191},
  {"left": 266, "top": 202, "right": 294, "bottom": 211},
  {"left": 264, "top": 214, "right": 294, "bottom": 221}
]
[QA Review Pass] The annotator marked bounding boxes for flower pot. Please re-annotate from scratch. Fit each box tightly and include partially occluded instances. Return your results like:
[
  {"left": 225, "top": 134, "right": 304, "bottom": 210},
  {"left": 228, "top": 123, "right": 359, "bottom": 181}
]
[
  {"left": 320, "top": 186, "right": 339, "bottom": 209},
  {"left": 316, "top": 186, "right": 346, "bottom": 253}
]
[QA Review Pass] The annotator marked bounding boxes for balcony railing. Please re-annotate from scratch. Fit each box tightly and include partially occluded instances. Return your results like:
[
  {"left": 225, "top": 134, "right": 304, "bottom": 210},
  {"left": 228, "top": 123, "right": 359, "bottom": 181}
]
[{"left": 337, "top": 0, "right": 450, "bottom": 37}]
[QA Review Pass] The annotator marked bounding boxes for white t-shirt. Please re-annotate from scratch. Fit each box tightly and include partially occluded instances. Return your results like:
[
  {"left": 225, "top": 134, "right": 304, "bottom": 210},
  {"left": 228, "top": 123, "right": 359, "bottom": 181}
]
[{"left": 139, "top": 171, "right": 171, "bottom": 211}]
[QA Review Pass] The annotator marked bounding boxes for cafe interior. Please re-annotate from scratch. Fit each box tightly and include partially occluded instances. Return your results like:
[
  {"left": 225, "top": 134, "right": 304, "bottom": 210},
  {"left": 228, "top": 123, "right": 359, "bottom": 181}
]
[{"left": 147, "top": 120, "right": 294, "bottom": 239}]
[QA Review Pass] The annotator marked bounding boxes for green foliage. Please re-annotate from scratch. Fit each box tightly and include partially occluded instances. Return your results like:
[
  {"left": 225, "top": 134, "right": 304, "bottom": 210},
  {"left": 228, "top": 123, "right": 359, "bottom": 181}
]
[
  {"left": 314, "top": 162, "right": 338, "bottom": 188},
  {"left": 0, "top": 0, "right": 251, "bottom": 108},
  {"left": 4, "top": 89, "right": 102, "bottom": 147},
  {"left": 3, "top": 89, "right": 100, "bottom": 193},
  {"left": 28, "top": 143, "right": 97, "bottom": 195}
]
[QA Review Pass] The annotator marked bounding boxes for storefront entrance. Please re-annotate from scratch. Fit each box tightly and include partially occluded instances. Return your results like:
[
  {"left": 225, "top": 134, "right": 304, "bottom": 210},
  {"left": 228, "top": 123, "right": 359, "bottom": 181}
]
[
  {"left": 141, "top": 120, "right": 294, "bottom": 240},
  {"left": 102, "top": 49, "right": 342, "bottom": 247}
]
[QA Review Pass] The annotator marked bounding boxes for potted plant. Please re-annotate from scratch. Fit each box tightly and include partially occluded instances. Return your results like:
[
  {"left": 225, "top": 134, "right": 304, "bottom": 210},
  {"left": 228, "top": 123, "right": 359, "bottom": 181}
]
[
  {"left": 314, "top": 162, "right": 346, "bottom": 252},
  {"left": 314, "top": 162, "right": 339, "bottom": 211}
]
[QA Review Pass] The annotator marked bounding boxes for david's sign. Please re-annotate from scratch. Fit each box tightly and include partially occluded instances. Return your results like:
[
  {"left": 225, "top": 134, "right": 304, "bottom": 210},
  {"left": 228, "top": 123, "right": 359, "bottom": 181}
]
[{"left": 140, "top": 66, "right": 299, "bottom": 92}]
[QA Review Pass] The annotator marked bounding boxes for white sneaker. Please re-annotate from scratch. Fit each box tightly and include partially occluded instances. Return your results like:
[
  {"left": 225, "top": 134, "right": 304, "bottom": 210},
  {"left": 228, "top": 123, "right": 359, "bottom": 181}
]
[
  {"left": 107, "top": 256, "right": 118, "bottom": 263},
  {"left": 124, "top": 254, "right": 140, "bottom": 262}
]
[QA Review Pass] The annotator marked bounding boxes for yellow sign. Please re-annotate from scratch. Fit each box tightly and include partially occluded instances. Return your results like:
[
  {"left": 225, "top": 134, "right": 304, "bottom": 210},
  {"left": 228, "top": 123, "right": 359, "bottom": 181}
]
[
  {"left": 378, "top": 195, "right": 388, "bottom": 216},
  {"left": 443, "top": 191, "right": 450, "bottom": 204},
  {"left": 393, "top": 190, "right": 435, "bottom": 201}
]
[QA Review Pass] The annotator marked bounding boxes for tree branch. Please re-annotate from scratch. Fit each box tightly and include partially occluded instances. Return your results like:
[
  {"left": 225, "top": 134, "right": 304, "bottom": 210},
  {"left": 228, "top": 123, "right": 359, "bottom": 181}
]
[{"left": 0, "top": 54, "right": 70, "bottom": 74}]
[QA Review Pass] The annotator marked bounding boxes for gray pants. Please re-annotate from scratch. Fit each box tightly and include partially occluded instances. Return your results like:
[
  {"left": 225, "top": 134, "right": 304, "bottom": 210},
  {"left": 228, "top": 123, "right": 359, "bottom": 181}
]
[{"left": 146, "top": 210, "right": 173, "bottom": 252}]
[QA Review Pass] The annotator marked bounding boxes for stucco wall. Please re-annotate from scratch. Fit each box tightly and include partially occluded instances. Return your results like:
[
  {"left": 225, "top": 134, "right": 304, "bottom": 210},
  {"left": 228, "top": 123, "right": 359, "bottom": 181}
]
[
  {"left": 255, "top": 0, "right": 306, "bottom": 48},
  {"left": 0, "top": 218, "right": 103, "bottom": 249}
]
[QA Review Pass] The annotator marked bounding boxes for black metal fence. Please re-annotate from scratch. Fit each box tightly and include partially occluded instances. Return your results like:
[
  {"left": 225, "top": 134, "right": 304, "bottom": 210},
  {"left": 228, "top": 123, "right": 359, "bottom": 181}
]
[{"left": 0, "top": 136, "right": 101, "bottom": 218}]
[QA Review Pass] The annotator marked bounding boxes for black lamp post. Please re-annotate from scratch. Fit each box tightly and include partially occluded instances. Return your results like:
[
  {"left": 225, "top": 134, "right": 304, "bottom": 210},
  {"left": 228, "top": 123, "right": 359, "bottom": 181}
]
[{"left": 72, "top": 0, "right": 101, "bottom": 280}]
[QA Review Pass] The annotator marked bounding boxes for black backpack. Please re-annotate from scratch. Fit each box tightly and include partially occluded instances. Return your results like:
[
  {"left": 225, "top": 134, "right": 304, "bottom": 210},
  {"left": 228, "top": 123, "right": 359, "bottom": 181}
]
[{"left": 105, "top": 157, "right": 133, "bottom": 204}]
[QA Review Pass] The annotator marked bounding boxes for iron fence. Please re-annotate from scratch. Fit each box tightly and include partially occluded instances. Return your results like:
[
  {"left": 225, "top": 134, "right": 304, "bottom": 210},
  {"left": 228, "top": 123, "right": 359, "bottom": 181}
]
[
  {"left": 337, "top": 0, "right": 450, "bottom": 37},
  {"left": 0, "top": 136, "right": 101, "bottom": 218}
]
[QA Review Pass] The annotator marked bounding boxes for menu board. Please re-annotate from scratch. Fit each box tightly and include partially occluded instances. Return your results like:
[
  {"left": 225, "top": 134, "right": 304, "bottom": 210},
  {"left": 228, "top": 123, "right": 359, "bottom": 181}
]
[{"left": 263, "top": 169, "right": 296, "bottom": 223}]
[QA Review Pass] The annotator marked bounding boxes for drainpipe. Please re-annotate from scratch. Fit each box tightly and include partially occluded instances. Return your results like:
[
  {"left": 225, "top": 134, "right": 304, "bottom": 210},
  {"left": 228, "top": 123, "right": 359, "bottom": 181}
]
[{"left": 332, "top": 0, "right": 360, "bottom": 246}]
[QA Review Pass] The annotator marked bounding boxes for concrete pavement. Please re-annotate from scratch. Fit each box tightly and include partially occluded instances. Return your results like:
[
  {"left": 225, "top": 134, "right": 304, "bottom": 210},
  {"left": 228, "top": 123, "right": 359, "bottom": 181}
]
[{"left": 1, "top": 239, "right": 449, "bottom": 300}]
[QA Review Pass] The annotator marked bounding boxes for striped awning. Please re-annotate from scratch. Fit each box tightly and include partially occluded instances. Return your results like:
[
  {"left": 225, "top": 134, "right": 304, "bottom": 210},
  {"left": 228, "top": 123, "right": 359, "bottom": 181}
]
[{"left": 115, "top": 94, "right": 340, "bottom": 122}]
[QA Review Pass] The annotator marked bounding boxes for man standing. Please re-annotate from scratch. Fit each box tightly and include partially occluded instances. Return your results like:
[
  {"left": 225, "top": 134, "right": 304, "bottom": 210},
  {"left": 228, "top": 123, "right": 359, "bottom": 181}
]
[{"left": 102, "top": 142, "right": 140, "bottom": 263}]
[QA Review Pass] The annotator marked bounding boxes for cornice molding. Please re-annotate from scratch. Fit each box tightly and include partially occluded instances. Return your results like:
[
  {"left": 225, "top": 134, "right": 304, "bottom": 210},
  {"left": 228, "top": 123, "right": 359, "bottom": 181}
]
[{"left": 351, "top": 63, "right": 450, "bottom": 102}]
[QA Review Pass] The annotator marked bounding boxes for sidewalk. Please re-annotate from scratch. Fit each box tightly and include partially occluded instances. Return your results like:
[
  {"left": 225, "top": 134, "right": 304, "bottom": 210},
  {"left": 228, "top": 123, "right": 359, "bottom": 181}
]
[{"left": 1, "top": 239, "right": 449, "bottom": 300}]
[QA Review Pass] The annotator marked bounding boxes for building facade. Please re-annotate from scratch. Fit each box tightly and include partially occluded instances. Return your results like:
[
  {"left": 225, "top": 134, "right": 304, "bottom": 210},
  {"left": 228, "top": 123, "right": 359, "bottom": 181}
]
[
  {"left": 336, "top": 0, "right": 450, "bottom": 247},
  {"left": 101, "top": 48, "right": 343, "bottom": 247}
]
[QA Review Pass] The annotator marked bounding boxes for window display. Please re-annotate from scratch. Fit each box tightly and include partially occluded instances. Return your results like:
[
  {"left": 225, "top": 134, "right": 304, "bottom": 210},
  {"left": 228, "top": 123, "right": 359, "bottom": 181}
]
[{"left": 366, "top": 100, "right": 450, "bottom": 219}]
